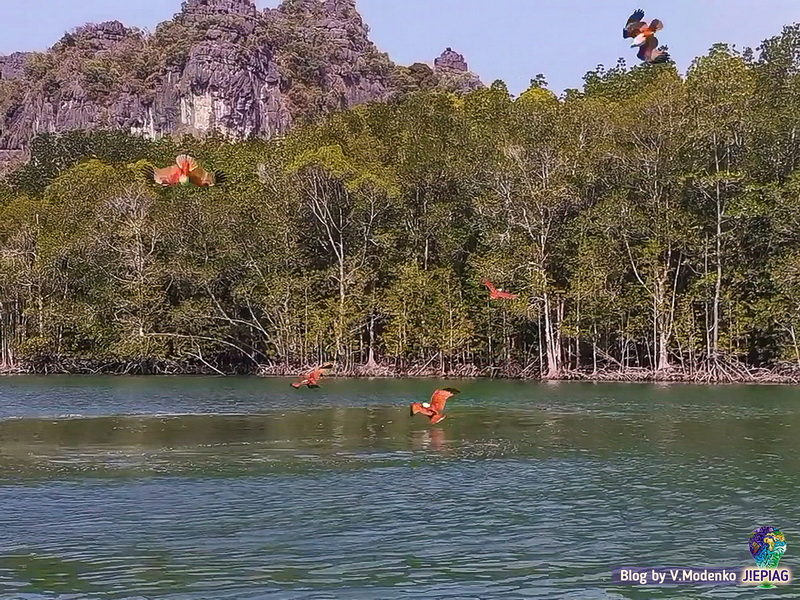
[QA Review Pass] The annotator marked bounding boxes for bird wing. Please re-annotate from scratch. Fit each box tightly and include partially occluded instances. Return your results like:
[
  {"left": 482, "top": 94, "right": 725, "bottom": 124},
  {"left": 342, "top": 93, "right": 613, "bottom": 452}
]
[
  {"left": 175, "top": 154, "right": 198, "bottom": 173},
  {"left": 623, "top": 9, "right": 646, "bottom": 38},
  {"left": 482, "top": 279, "right": 498, "bottom": 294},
  {"left": 306, "top": 368, "right": 322, "bottom": 384},
  {"left": 497, "top": 290, "right": 519, "bottom": 299},
  {"left": 637, "top": 35, "right": 657, "bottom": 62},
  {"left": 306, "top": 362, "right": 334, "bottom": 383},
  {"left": 144, "top": 164, "right": 181, "bottom": 186},
  {"left": 648, "top": 44, "right": 670, "bottom": 64},
  {"left": 294, "top": 365, "right": 317, "bottom": 385},
  {"left": 650, "top": 51, "right": 670, "bottom": 64},
  {"left": 638, "top": 36, "right": 670, "bottom": 64},
  {"left": 648, "top": 19, "right": 664, "bottom": 32},
  {"left": 188, "top": 166, "right": 224, "bottom": 187},
  {"left": 430, "top": 387, "right": 460, "bottom": 412}
]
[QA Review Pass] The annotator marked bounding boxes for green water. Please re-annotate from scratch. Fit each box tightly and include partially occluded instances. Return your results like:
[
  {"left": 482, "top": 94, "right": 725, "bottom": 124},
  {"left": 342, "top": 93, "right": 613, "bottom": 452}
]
[{"left": 0, "top": 376, "right": 797, "bottom": 599}]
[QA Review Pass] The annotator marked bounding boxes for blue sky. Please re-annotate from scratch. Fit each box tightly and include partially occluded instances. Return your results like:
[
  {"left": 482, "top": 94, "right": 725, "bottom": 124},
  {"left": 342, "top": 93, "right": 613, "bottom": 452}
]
[{"left": 2, "top": 1, "right": 800, "bottom": 95}]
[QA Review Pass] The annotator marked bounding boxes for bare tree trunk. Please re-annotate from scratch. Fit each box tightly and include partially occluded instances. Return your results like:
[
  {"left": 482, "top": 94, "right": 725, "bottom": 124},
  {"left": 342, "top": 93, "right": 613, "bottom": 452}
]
[
  {"left": 712, "top": 177, "right": 723, "bottom": 358},
  {"left": 537, "top": 316, "right": 543, "bottom": 375},
  {"left": 365, "top": 313, "right": 378, "bottom": 369},
  {"left": 703, "top": 236, "right": 712, "bottom": 360},
  {"left": 575, "top": 298, "right": 581, "bottom": 371},
  {"left": 337, "top": 238, "right": 345, "bottom": 358},
  {"left": 0, "top": 302, "right": 17, "bottom": 370},
  {"left": 542, "top": 292, "right": 562, "bottom": 379},
  {"left": 488, "top": 308, "right": 494, "bottom": 365},
  {"left": 790, "top": 325, "right": 800, "bottom": 368},
  {"left": 622, "top": 314, "right": 628, "bottom": 369},
  {"left": 654, "top": 268, "right": 671, "bottom": 372}
]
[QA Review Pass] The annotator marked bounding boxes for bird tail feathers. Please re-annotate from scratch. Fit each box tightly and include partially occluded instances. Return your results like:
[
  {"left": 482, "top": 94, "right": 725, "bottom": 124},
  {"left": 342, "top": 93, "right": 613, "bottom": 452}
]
[{"left": 175, "top": 154, "right": 198, "bottom": 171}]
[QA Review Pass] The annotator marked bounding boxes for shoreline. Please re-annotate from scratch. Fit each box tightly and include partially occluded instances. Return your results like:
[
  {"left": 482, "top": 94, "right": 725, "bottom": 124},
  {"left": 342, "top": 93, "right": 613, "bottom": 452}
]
[{"left": 3, "top": 362, "right": 800, "bottom": 385}]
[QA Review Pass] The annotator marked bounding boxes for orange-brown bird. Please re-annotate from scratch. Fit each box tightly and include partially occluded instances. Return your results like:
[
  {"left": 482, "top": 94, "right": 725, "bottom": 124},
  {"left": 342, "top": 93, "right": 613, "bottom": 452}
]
[
  {"left": 410, "top": 387, "right": 460, "bottom": 424},
  {"left": 623, "top": 9, "right": 670, "bottom": 64},
  {"left": 142, "top": 154, "right": 226, "bottom": 188},
  {"left": 482, "top": 279, "right": 519, "bottom": 300},
  {"left": 291, "top": 362, "right": 334, "bottom": 388}
]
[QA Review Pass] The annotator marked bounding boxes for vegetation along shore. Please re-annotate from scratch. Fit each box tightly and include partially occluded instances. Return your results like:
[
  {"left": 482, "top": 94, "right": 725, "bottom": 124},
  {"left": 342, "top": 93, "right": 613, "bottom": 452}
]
[{"left": 4, "top": 26, "right": 800, "bottom": 384}]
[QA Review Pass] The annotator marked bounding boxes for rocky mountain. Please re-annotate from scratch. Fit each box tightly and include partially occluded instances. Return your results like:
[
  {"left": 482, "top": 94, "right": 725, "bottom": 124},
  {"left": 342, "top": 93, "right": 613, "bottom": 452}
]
[{"left": 0, "top": 0, "right": 483, "bottom": 170}]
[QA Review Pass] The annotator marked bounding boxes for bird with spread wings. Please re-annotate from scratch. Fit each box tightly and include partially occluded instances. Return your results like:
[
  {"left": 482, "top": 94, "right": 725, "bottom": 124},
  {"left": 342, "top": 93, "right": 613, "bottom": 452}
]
[
  {"left": 291, "top": 362, "right": 334, "bottom": 389},
  {"left": 623, "top": 9, "right": 670, "bottom": 64},
  {"left": 410, "top": 388, "right": 460, "bottom": 424},
  {"left": 481, "top": 279, "right": 519, "bottom": 300},
  {"left": 142, "top": 154, "right": 226, "bottom": 188}
]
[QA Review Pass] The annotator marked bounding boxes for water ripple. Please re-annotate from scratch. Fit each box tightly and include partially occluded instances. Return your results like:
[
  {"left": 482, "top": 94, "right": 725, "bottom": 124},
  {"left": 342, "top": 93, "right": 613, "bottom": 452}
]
[{"left": 0, "top": 377, "right": 798, "bottom": 598}]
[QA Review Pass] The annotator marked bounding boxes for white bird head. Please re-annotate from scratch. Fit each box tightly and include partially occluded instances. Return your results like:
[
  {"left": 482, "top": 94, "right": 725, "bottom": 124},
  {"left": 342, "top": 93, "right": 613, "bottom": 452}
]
[{"left": 631, "top": 33, "right": 647, "bottom": 47}]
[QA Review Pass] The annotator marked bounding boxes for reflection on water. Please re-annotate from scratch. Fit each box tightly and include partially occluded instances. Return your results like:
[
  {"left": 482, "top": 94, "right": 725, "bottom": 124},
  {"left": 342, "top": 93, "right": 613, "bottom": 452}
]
[{"left": 0, "top": 376, "right": 798, "bottom": 599}]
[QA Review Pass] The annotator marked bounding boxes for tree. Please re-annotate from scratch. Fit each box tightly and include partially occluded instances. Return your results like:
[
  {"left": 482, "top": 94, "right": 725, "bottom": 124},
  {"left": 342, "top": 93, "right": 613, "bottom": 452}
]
[
  {"left": 685, "top": 44, "right": 756, "bottom": 376},
  {"left": 605, "top": 68, "right": 694, "bottom": 372}
]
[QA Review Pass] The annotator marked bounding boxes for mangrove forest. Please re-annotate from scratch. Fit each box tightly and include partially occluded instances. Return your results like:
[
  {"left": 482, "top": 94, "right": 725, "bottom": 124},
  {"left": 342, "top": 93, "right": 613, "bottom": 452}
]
[{"left": 4, "top": 29, "right": 800, "bottom": 382}]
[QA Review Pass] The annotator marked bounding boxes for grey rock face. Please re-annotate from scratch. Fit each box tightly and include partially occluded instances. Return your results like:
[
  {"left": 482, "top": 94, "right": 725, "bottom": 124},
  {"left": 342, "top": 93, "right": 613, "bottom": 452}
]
[
  {"left": 434, "top": 47, "right": 469, "bottom": 73},
  {"left": 0, "top": 52, "right": 32, "bottom": 79},
  {"left": 0, "top": 0, "right": 484, "bottom": 169},
  {"left": 72, "top": 21, "right": 129, "bottom": 50},
  {"left": 182, "top": 0, "right": 257, "bottom": 17},
  {"left": 177, "top": 41, "right": 291, "bottom": 139},
  {"left": 433, "top": 47, "right": 483, "bottom": 93}
]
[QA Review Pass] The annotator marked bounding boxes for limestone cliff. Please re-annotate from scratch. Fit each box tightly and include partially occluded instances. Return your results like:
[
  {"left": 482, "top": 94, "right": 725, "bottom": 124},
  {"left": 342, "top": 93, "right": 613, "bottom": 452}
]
[{"left": 0, "top": 0, "right": 484, "bottom": 167}]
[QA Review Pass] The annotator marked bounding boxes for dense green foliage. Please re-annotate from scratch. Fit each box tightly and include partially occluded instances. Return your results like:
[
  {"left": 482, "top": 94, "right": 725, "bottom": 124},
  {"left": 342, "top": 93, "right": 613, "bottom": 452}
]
[{"left": 4, "top": 28, "right": 800, "bottom": 379}]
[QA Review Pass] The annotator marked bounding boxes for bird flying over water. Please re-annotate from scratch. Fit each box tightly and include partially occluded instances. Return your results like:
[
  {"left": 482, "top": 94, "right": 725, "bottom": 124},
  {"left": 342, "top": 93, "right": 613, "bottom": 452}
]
[
  {"left": 481, "top": 279, "right": 519, "bottom": 300},
  {"left": 142, "top": 154, "right": 226, "bottom": 187},
  {"left": 410, "top": 387, "right": 460, "bottom": 424},
  {"left": 291, "top": 362, "right": 334, "bottom": 388}
]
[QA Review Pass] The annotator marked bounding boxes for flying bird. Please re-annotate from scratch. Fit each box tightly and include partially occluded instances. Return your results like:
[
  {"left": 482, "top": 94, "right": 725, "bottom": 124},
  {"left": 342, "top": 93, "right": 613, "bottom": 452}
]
[
  {"left": 142, "top": 154, "right": 226, "bottom": 188},
  {"left": 622, "top": 9, "right": 664, "bottom": 49},
  {"left": 481, "top": 279, "right": 519, "bottom": 300},
  {"left": 291, "top": 362, "right": 334, "bottom": 388},
  {"left": 410, "top": 387, "right": 460, "bottom": 424}
]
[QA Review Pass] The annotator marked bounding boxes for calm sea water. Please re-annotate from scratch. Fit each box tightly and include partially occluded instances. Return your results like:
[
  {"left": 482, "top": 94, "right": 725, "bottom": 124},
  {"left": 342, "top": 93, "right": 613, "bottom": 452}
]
[{"left": 0, "top": 376, "right": 798, "bottom": 599}]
